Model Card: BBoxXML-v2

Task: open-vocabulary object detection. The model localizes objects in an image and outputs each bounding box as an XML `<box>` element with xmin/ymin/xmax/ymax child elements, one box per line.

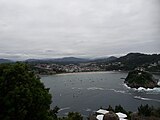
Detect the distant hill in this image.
<box><xmin>0</xmin><ymin>59</ymin><xmax>12</xmax><ymax>64</ymax></box>
<box><xmin>111</xmin><ymin>53</ymin><xmax>160</xmax><ymax>70</ymax></box>
<box><xmin>92</xmin><ymin>56</ymin><xmax>117</xmax><ymax>63</ymax></box>
<box><xmin>25</xmin><ymin>57</ymin><xmax>90</xmax><ymax>64</ymax></box>
<box><xmin>25</xmin><ymin>56</ymin><xmax>118</xmax><ymax>64</ymax></box>
<box><xmin>25</xmin><ymin>58</ymin><xmax>49</xmax><ymax>63</ymax></box>
<box><xmin>52</xmin><ymin>57</ymin><xmax>89</xmax><ymax>63</ymax></box>
<box><xmin>117</xmin><ymin>53</ymin><xmax>160</xmax><ymax>64</ymax></box>
<box><xmin>23</xmin><ymin>52</ymin><xmax>160</xmax><ymax>72</ymax></box>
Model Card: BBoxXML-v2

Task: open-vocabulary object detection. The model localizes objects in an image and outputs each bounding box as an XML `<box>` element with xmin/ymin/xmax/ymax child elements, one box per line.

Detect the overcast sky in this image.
<box><xmin>0</xmin><ymin>0</ymin><xmax>160</xmax><ymax>60</ymax></box>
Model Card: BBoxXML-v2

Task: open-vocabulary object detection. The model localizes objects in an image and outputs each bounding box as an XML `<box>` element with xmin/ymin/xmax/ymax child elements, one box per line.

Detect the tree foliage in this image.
<box><xmin>0</xmin><ymin>63</ymin><xmax>53</xmax><ymax>120</ymax></box>
<box><xmin>107</xmin><ymin>105</ymin><xmax>114</xmax><ymax>112</ymax></box>
<box><xmin>59</xmin><ymin>112</ymin><xmax>83</xmax><ymax>120</ymax></box>
<box><xmin>138</xmin><ymin>104</ymin><xmax>153</xmax><ymax>116</ymax></box>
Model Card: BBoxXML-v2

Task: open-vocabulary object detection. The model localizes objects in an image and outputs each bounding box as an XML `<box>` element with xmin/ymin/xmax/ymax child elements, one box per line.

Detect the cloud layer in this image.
<box><xmin>0</xmin><ymin>0</ymin><xmax>160</xmax><ymax>60</ymax></box>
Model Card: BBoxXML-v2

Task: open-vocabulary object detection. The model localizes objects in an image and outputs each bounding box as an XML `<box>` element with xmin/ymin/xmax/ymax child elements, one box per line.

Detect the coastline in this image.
<box><xmin>38</xmin><ymin>70</ymin><xmax>129</xmax><ymax>77</ymax></box>
<box><xmin>38</xmin><ymin>70</ymin><xmax>160</xmax><ymax>77</ymax></box>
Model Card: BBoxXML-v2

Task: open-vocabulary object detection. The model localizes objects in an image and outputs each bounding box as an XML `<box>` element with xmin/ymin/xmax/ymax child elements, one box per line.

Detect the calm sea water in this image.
<box><xmin>40</xmin><ymin>71</ymin><xmax>160</xmax><ymax>117</ymax></box>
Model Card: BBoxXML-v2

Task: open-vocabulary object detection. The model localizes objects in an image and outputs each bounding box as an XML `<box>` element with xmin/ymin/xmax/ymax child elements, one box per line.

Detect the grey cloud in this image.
<box><xmin>0</xmin><ymin>0</ymin><xmax>160</xmax><ymax>60</ymax></box>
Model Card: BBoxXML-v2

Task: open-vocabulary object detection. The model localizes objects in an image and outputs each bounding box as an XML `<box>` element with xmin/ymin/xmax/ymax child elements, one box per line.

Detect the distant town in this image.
<box><xmin>27</xmin><ymin>53</ymin><xmax>160</xmax><ymax>75</ymax></box>
<box><xmin>0</xmin><ymin>53</ymin><xmax>160</xmax><ymax>75</ymax></box>
<box><xmin>33</xmin><ymin>62</ymin><xmax>105</xmax><ymax>74</ymax></box>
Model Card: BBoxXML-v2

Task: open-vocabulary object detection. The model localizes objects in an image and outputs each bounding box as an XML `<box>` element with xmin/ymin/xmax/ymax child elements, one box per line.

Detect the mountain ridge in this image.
<box><xmin>0</xmin><ymin>59</ymin><xmax>13</xmax><ymax>64</ymax></box>
<box><xmin>1</xmin><ymin>53</ymin><xmax>160</xmax><ymax>66</ymax></box>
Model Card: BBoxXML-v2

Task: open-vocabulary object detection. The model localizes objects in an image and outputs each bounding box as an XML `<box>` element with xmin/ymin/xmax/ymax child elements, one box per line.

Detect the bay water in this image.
<box><xmin>40</xmin><ymin>71</ymin><xmax>160</xmax><ymax>117</ymax></box>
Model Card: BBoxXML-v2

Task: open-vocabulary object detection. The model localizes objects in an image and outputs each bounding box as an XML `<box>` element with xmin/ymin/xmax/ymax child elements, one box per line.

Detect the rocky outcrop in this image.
<box><xmin>124</xmin><ymin>70</ymin><xmax>158</xmax><ymax>89</ymax></box>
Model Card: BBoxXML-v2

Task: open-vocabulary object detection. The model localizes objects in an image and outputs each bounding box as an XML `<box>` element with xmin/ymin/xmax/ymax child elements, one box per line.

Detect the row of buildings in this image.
<box><xmin>32</xmin><ymin>60</ymin><xmax>160</xmax><ymax>75</ymax></box>
<box><xmin>33</xmin><ymin>63</ymin><xmax>105</xmax><ymax>74</ymax></box>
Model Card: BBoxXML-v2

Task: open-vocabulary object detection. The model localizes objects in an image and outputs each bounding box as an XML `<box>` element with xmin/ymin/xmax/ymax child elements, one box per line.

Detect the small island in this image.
<box><xmin>124</xmin><ymin>70</ymin><xmax>159</xmax><ymax>89</ymax></box>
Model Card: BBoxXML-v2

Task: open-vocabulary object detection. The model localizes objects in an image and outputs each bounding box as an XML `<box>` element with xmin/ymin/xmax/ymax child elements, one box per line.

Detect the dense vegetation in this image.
<box><xmin>0</xmin><ymin>63</ymin><xmax>53</xmax><ymax>120</ymax></box>
<box><xmin>130</xmin><ymin>104</ymin><xmax>160</xmax><ymax>120</ymax></box>
<box><xmin>106</xmin><ymin>105</ymin><xmax>131</xmax><ymax>119</ymax></box>
<box><xmin>114</xmin><ymin>53</ymin><xmax>160</xmax><ymax>71</ymax></box>
<box><xmin>59</xmin><ymin>112</ymin><xmax>83</xmax><ymax>120</ymax></box>
<box><xmin>100</xmin><ymin>104</ymin><xmax>160</xmax><ymax>120</ymax></box>
<box><xmin>138</xmin><ymin>104</ymin><xmax>160</xmax><ymax>118</ymax></box>
<box><xmin>0</xmin><ymin>63</ymin><xmax>83</xmax><ymax>120</ymax></box>
<box><xmin>103</xmin><ymin>53</ymin><xmax>160</xmax><ymax>72</ymax></box>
